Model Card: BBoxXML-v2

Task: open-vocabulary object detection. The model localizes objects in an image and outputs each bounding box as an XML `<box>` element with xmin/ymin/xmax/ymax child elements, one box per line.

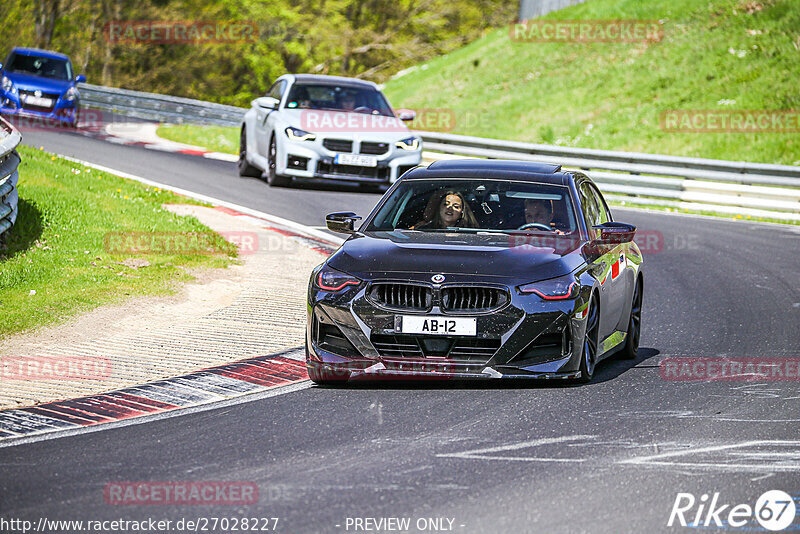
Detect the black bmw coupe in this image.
<box><xmin>306</xmin><ymin>159</ymin><xmax>643</xmax><ymax>384</ymax></box>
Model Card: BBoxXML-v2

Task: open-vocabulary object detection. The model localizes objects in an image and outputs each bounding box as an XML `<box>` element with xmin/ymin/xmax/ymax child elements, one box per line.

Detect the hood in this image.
<box><xmin>3</xmin><ymin>71</ymin><xmax>72</xmax><ymax>95</ymax></box>
<box><xmin>280</xmin><ymin>108</ymin><xmax>412</xmax><ymax>142</ymax></box>
<box><xmin>327</xmin><ymin>231</ymin><xmax>587</xmax><ymax>284</ymax></box>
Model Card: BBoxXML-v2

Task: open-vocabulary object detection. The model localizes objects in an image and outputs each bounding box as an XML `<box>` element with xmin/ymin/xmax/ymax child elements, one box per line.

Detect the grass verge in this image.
<box><xmin>0</xmin><ymin>145</ymin><xmax>238</xmax><ymax>339</ymax></box>
<box><xmin>157</xmin><ymin>124</ymin><xmax>239</xmax><ymax>155</ymax></box>
<box><xmin>384</xmin><ymin>0</ymin><xmax>799</xmax><ymax>166</ymax></box>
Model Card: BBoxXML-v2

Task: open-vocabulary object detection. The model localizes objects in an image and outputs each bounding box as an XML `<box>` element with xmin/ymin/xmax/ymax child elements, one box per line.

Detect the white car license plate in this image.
<box><xmin>334</xmin><ymin>153</ymin><xmax>378</xmax><ymax>167</ymax></box>
<box><xmin>22</xmin><ymin>95</ymin><xmax>53</xmax><ymax>107</ymax></box>
<box><xmin>399</xmin><ymin>315</ymin><xmax>476</xmax><ymax>336</ymax></box>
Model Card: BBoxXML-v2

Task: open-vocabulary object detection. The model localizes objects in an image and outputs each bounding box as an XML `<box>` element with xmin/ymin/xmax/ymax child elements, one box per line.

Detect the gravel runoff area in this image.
<box><xmin>0</xmin><ymin>204</ymin><xmax>332</xmax><ymax>410</ymax></box>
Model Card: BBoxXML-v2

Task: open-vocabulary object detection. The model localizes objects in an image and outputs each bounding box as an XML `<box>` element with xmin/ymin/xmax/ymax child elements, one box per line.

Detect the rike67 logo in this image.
<box><xmin>669</xmin><ymin>490</ymin><xmax>797</xmax><ymax>531</ymax></box>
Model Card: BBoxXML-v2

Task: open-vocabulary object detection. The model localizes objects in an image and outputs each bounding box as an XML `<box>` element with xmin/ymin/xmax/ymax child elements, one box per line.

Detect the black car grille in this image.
<box><xmin>369</xmin><ymin>283</ymin><xmax>431</xmax><ymax>311</ymax></box>
<box><xmin>441</xmin><ymin>286</ymin><xmax>508</xmax><ymax>313</ymax></box>
<box><xmin>322</xmin><ymin>138</ymin><xmax>353</xmax><ymax>152</ymax></box>
<box><xmin>371</xmin><ymin>334</ymin><xmax>500</xmax><ymax>362</ymax></box>
<box><xmin>359</xmin><ymin>141</ymin><xmax>389</xmax><ymax>155</ymax></box>
<box><xmin>316</xmin><ymin>162</ymin><xmax>389</xmax><ymax>180</ymax></box>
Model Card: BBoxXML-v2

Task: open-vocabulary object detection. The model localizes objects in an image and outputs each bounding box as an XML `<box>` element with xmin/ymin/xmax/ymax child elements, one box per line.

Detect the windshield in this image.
<box><xmin>366</xmin><ymin>179</ymin><xmax>578</xmax><ymax>234</ymax></box>
<box><xmin>285</xmin><ymin>83</ymin><xmax>393</xmax><ymax>116</ymax></box>
<box><xmin>6</xmin><ymin>53</ymin><xmax>73</xmax><ymax>81</ymax></box>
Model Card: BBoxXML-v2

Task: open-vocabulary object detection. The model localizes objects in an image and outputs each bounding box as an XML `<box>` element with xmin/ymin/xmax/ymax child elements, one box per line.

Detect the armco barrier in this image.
<box><xmin>0</xmin><ymin>117</ymin><xmax>22</xmax><ymax>240</ymax></box>
<box><xmin>77</xmin><ymin>83</ymin><xmax>800</xmax><ymax>220</ymax></box>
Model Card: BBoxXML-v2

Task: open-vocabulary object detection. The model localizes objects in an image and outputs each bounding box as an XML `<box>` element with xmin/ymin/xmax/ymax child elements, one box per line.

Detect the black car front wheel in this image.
<box><xmin>578</xmin><ymin>298</ymin><xmax>599</xmax><ymax>383</ymax></box>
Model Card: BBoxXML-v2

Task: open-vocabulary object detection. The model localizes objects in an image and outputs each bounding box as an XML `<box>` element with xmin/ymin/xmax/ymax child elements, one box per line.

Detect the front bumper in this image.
<box><xmin>306</xmin><ymin>274</ymin><xmax>590</xmax><ymax>381</ymax></box>
<box><xmin>277</xmin><ymin>135</ymin><xmax>422</xmax><ymax>184</ymax></box>
<box><xmin>0</xmin><ymin>92</ymin><xmax>78</xmax><ymax>125</ymax></box>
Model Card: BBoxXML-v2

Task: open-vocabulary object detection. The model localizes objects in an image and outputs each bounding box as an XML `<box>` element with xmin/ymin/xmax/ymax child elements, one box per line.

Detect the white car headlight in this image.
<box><xmin>285</xmin><ymin>126</ymin><xmax>316</xmax><ymax>141</ymax></box>
<box><xmin>396</xmin><ymin>136</ymin><xmax>420</xmax><ymax>150</ymax></box>
<box><xmin>64</xmin><ymin>86</ymin><xmax>78</xmax><ymax>102</ymax></box>
<box><xmin>1</xmin><ymin>76</ymin><xmax>17</xmax><ymax>96</ymax></box>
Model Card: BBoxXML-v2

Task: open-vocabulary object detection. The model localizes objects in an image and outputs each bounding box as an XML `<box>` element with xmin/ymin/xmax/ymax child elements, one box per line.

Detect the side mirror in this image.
<box><xmin>396</xmin><ymin>109</ymin><xmax>416</xmax><ymax>122</ymax></box>
<box><xmin>583</xmin><ymin>222</ymin><xmax>636</xmax><ymax>260</ymax></box>
<box><xmin>254</xmin><ymin>96</ymin><xmax>279</xmax><ymax>110</ymax></box>
<box><xmin>592</xmin><ymin>222</ymin><xmax>636</xmax><ymax>244</ymax></box>
<box><xmin>326</xmin><ymin>212</ymin><xmax>362</xmax><ymax>235</ymax></box>
<box><xmin>75</xmin><ymin>74</ymin><xmax>87</xmax><ymax>83</ymax></box>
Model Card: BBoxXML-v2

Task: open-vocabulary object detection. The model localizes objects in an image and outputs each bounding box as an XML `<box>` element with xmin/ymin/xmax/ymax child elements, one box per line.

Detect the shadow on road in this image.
<box><xmin>313</xmin><ymin>347</ymin><xmax>661</xmax><ymax>391</ymax></box>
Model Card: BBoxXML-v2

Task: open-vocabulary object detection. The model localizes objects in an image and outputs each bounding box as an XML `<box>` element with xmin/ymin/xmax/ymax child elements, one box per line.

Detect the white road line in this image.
<box><xmin>619</xmin><ymin>440</ymin><xmax>800</xmax><ymax>472</ymax></box>
<box><xmin>56</xmin><ymin>154</ymin><xmax>344</xmax><ymax>246</ymax></box>
<box><xmin>436</xmin><ymin>434</ymin><xmax>596</xmax><ymax>462</ymax></box>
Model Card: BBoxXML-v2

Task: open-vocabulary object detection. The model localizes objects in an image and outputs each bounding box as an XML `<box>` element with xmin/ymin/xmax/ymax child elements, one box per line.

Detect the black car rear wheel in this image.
<box><xmin>578</xmin><ymin>298</ymin><xmax>599</xmax><ymax>383</ymax></box>
<box><xmin>238</xmin><ymin>128</ymin><xmax>262</xmax><ymax>177</ymax></box>
<box><xmin>619</xmin><ymin>278</ymin><xmax>642</xmax><ymax>360</ymax></box>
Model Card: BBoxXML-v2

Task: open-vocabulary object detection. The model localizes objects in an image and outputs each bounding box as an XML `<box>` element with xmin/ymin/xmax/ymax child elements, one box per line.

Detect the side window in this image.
<box><xmin>579</xmin><ymin>182</ymin><xmax>600</xmax><ymax>230</ymax></box>
<box><xmin>267</xmin><ymin>80</ymin><xmax>285</xmax><ymax>101</ymax></box>
<box><xmin>588</xmin><ymin>184</ymin><xmax>610</xmax><ymax>224</ymax></box>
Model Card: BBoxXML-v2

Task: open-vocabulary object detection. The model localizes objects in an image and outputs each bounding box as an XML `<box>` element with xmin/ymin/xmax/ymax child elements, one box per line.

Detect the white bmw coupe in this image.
<box><xmin>239</xmin><ymin>74</ymin><xmax>422</xmax><ymax>188</ymax></box>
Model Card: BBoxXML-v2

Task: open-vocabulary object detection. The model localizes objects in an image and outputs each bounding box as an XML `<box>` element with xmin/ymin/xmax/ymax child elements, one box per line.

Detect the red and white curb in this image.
<box><xmin>99</xmin><ymin>121</ymin><xmax>238</xmax><ymax>161</ymax></box>
<box><xmin>0</xmin><ymin>155</ymin><xmax>346</xmax><ymax>445</ymax></box>
<box><xmin>0</xmin><ymin>348</ymin><xmax>308</xmax><ymax>443</ymax></box>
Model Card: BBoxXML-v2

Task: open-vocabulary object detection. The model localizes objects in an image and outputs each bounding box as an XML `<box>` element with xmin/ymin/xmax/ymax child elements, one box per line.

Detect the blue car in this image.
<box><xmin>0</xmin><ymin>47</ymin><xmax>86</xmax><ymax>127</ymax></box>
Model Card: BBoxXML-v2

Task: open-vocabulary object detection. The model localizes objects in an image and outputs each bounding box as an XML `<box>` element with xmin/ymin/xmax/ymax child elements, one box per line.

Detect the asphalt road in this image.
<box><xmin>2</xmin><ymin>127</ymin><xmax>799</xmax><ymax>533</ymax></box>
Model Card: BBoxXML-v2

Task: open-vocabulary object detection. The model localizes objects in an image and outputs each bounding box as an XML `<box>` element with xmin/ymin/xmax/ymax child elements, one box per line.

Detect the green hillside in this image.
<box><xmin>383</xmin><ymin>0</ymin><xmax>800</xmax><ymax>165</ymax></box>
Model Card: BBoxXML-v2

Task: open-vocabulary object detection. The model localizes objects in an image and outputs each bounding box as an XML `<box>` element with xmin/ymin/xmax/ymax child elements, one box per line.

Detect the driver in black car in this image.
<box><xmin>523</xmin><ymin>198</ymin><xmax>565</xmax><ymax>234</ymax></box>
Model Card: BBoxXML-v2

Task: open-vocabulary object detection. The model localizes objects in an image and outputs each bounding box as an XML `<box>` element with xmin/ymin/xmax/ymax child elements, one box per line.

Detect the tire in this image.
<box><xmin>267</xmin><ymin>135</ymin><xmax>291</xmax><ymax>187</ymax></box>
<box><xmin>619</xmin><ymin>278</ymin><xmax>642</xmax><ymax>360</ymax></box>
<box><xmin>238</xmin><ymin>128</ymin><xmax>262</xmax><ymax>177</ymax></box>
<box><xmin>578</xmin><ymin>297</ymin><xmax>599</xmax><ymax>383</ymax></box>
<box><xmin>307</xmin><ymin>364</ymin><xmax>348</xmax><ymax>385</ymax></box>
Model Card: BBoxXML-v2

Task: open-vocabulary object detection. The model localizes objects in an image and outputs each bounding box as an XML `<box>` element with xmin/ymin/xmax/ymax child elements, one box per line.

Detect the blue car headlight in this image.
<box><xmin>1</xmin><ymin>76</ymin><xmax>17</xmax><ymax>97</ymax></box>
<box><xmin>518</xmin><ymin>274</ymin><xmax>579</xmax><ymax>300</ymax></box>
<box><xmin>396</xmin><ymin>136</ymin><xmax>420</xmax><ymax>150</ymax></box>
<box><xmin>64</xmin><ymin>86</ymin><xmax>78</xmax><ymax>102</ymax></box>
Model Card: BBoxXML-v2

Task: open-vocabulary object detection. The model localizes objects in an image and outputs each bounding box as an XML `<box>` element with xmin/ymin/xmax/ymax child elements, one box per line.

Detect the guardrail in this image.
<box><xmin>419</xmin><ymin>131</ymin><xmax>800</xmax><ymax>221</ymax></box>
<box><xmin>77</xmin><ymin>83</ymin><xmax>800</xmax><ymax>221</ymax></box>
<box><xmin>0</xmin><ymin>117</ymin><xmax>22</xmax><ymax>241</ymax></box>
<box><xmin>79</xmin><ymin>83</ymin><xmax>246</xmax><ymax>126</ymax></box>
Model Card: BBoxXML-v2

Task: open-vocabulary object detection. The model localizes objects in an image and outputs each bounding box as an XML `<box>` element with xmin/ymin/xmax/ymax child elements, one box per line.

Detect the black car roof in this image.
<box><xmin>404</xmin><ymin>159</ymin><xmax>572</xmax><ymax>186</ymax></box>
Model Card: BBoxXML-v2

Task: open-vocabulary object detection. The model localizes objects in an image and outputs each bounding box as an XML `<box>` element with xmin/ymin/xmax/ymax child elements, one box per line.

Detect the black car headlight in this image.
<box><xmin>315</xmin><ymin>264</ymin><xmax>361</xmax><ymax>291</ymax></box>
<box><xmin>518</xmin><ymin>274</ymin><xmax>579</xmax><ymax>300</ymax></box>
<box><xmin>285</xmin><ymin>126</ymin><xmax>316</xmax><ymax>141</ymax></box>
<box><xmin>395</xmin><ymin>136</ymin><xmax>420</xmax><ymax>150</ymax></box>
